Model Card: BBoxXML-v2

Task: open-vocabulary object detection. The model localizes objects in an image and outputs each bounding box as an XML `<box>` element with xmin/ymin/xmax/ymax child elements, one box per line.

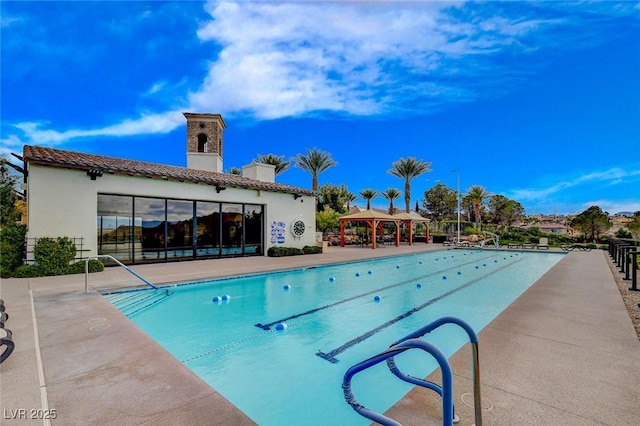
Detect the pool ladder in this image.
<box><xmin>342</xmin><ymin>316</ymin><xmax>482</xmax><ymax>426</ymax></box>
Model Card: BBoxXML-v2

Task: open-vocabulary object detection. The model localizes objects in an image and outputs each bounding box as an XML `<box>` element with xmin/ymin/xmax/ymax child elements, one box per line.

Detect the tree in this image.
<box><xmin>255</xmin><ymin>153</ymin><xmax>291</xmax><ymax>177</ymax></box>
<box><xmin>381</xmin><ymin>188</ymin><xmax>401</xmax><ymax>214</ymax></box>
<box><xmin>359</xmin><ymin>189</ymin><xmax>377</xmax><ymax>210</ymax></box>
<box><xmin>316</xmin><ymin>206</ymin><xmax>340</xmax><ymax>234</ymax></box>
<box><xmin>0</xmin><ymin>157</ymin><xmax>20</xmax><ymax>226</ymax></box>
<box><xmin>627</xmin><ymin>212</ymin><xmax>640</xmax><ymax>238</ymax></box>
<box><xmin>487</xmin><ymin>195</ymin><xmax>525</xmax><ymax>226</ymax></box>
<box><xmin>464</xmin><ymin>185</ymin><xmax>491</xmax><ymax>230</ymax></box>
<box><xmin>340</xmin><ymin>184</ymin><xmax>357</xmax><ymax>212</ymax></box>
<box><xmin>318</xmin><ymin>183</ymin><xmax>347</xmax><ymax>214</ymax></box>
<box><xmin>227</xmin><ymin>167</ymin><xmax>242</xmax><ymax>175</ymax></box>
<box><xmin>388</xmin><ymin>157</ymin><xmax>431</xmax><ymax>213</ymax></box>
<box><xmin>570</xmin><ymin>205</ymin><xmax>612</xmax><ymax>243</ymax></box>
<box><xmin>421</xmin><ymin>184</ymin><xmax>456</xmax><ymax>224</ymax></box>
<box><xmin>294</xmin><ymin>148</ymin><xmax>337</xmax><ymax>192</ymax></box>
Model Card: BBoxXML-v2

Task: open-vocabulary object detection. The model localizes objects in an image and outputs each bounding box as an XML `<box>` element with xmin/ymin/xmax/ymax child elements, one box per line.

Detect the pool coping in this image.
<box><xmin>1</xmin><ymin>245</ymin><xmax>639</xmax><ymax>425</ymax></box>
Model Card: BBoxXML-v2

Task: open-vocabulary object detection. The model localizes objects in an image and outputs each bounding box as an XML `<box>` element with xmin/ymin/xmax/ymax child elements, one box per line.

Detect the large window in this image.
<box><xmin>97</xmin><ymin>194</ymin><xmax>263</xmax><ymax>264</ymax></box>
<box><xmin>97</xmin><ymin>195</ymin><xmax>133</xmax><ymax>263</ymax></box>
<box><xmin>221</xmin><ymin>203</ymin><xmax>243</xmax><ymax>255</ymax></box>
<box><xmin>195</xmin><ymin>201</ymin><xmax>220</xmax><ymax>257</ymax></box>
<box><xmin>135</xmin><ymin>197</ymin><xmax>166</xmax><ymax>262</ymax></box>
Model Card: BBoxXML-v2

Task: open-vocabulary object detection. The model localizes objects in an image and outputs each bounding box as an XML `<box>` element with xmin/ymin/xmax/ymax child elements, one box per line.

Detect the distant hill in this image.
<box><xmin>615</xmin><ymin>211</ymin><xmax>635</xmax><ymax>217</ymax></box>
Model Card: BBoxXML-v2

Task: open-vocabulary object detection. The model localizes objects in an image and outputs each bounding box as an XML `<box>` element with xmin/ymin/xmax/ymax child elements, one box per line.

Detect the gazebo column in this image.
<box><xmin>425</xmin><ymin>221</ymin><xmax>430</xmax><ymax>244</ymax></box>
<box><xmin>395</xmin><ymin>221</ymin><xmax>401</xmax><ymax>246</ymax></box>
<box><xmin>371</xmin><ymin>219</ymin><xmax>377</xmax><ymax>249</ymax></box>
<box><xmin>340</xmin><ymin>220</ymin><xmax>346</xmax><ymax>247</ymax></box>
<box><xmin>407</xmin><ymin>220</ymin><xmax>413</xmax><ymax>246</ymax></box>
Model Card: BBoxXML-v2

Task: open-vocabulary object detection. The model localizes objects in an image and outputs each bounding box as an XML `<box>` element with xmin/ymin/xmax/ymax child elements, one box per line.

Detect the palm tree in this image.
<box><xmin>381</xmin><ymin>188</ymin><xmax>401</xmax><ymax>215</ymax></box>
<box><xmin>359</xmin><ymin>189</ymin><xmax>377</xmax><ymax>210</ymax></box>
<box><xmin>255</xmin><ymin>153</ymin><xmax>291</xmax><ymax>177</ymax></box>
<box><xmin>388</xmin><ymin>157</ymin><xmax>431</xmax><ymax>213</ymax></box>
<box><xmin>227</xmin><ymin>167</ymin><xmax>242</xmax><ymax>175</ymax></box>
<box><xmin>294</xmin><ymin>148</ymin><xmax>337</xmax><ymax>192</ymax></box>
<box><xmin>340</xmin><ymin>184</ymin><xmax>357</xmax><ymax>212</ymax></box>
<box><xmin>465</xmin><ymin>185</ymin><xmax>491</xmax><ymax>230</ymax></box>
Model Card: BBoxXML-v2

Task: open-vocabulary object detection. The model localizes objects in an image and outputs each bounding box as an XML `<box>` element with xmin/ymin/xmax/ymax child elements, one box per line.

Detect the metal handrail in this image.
<box><xmin>84</xmin><ymin>255</ymin><xmax>158</xmax><ymax>292</ymax></box>
<box><xmin>343</xmin><ymin>338</ymin><xmax>454</xmax><ymax>426</ymax></box>
<box><xmin>388</xmin><ymin>316</ymin><xmax>482</xmax><ymax>426</ymax></box>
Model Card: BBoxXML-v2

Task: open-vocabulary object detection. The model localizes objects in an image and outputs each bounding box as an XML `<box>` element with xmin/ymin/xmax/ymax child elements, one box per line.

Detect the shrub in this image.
<box><xmin>66</xmin><ymin>259</ymin><xmax>105</xmax><ymax>274</ymax></box>
<box><xmin>302</xmin><ymin>245</ymin><xmax>322</xmax><ymax>254</ymax></box>
<box><xmin>267</xmin><ymin>246</ymin><xmax>304</xmax><ymax>257</ymax></box>
<box><xmin>13</xmin><ymin>264</ymin><xmax>43</xmax><ymax>278</ymax></box>
<box><xmin>33</xmin><ymin>237</ymin><xmax>77</xmax><ymax>276</ymax></box>
<box><xmin>0</xmin><ymin>223</ymin><xmax>26</xmax><ymax>277</ymax></box>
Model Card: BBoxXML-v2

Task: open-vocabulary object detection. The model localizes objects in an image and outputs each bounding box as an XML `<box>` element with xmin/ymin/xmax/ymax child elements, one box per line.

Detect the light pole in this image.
<box><xmin>451</xmin><ymin>170</ymin><xmax>461</xmax><ymax>243</ymax></box>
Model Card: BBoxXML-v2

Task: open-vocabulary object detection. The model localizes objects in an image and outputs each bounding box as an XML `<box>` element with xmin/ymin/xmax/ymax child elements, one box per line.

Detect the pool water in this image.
<box><xmin>105</xmin><ymin>249</ymin><xmax>564</xmax><ymax>425</ymax></box>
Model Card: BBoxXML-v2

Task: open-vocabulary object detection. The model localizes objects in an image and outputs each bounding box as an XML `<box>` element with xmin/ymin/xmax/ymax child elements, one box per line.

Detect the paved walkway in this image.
<box><xmin>1</xmin><ymin>245</ymin><xmax>638</xmax><ymax>425</ymax></box>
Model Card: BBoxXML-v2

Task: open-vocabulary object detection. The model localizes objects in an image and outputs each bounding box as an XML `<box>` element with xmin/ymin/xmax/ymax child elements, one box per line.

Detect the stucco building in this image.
<box><xmin>21</xmin><ymin>113</ymin><xmax>316</xmax><ymax>264</ymax></box>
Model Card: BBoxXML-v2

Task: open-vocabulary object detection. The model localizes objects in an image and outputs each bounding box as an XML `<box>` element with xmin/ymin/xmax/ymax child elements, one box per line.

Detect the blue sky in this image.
<box><xmin>2</xmin><ymin>1</ymin><xmax>639</xmax><ymax>215</ymax></box>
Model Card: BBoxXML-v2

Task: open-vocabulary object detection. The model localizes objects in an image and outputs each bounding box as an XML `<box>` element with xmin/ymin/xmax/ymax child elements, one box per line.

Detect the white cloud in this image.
<box><xmin>508</xmin><ymin>167</ymin><xmax>640</xmax><ymax>201</ymax></box>
<box><xmin>4</xmin><ymin>1</ymin><xmax>636</xmax><ymax>145</ymax></box>
<box><xmin>2</xmin><ymin>111</ymin><xmax>185</xmax><ymax>148</ymax></box>
<box><xmin>189</xmin><ymin>1</ymin><xmax>569</xmax><ymax>119</ymax></box>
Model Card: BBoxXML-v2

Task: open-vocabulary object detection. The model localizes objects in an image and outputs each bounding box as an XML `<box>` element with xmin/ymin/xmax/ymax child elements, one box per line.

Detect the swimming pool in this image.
<box><xmin>105</xmin><ymin>249</ymin><xmax>564</xmax><ymax>425</ymax></box>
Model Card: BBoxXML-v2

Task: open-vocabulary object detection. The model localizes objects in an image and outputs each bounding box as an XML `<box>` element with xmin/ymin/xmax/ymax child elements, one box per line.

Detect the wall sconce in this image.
<box><xmin>293</xmin><ymin>194</ymin><xmax>302</xmax><ymax>200</ymax></box>
<box><xmin>216</xmin><ymin>185</ymin><xmax>227</xmax><ymax>193</ymax></box>
<box><xmin>86</xmin><ymin>169</ymin><xmax>103</xmax><ymax>180</ymax></box>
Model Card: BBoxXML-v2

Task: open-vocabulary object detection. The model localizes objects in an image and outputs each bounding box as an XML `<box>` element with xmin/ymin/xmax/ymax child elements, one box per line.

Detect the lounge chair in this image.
<box><xmin>538</xmin><ymin>237</ymin><xmax>549</xmax><ymax>250</ymax></box>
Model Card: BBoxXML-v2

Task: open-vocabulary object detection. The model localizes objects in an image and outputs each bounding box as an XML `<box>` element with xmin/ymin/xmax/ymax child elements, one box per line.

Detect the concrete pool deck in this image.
<box><xmin>1</xmin><ymin>245</ymin><xmax>639</xmax><ymax>425</ymax></box>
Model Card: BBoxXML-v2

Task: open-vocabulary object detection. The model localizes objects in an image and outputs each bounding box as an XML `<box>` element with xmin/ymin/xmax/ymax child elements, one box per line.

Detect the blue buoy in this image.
<box><xmin>355</xmin><ymin>272</ymin><xmax>361</xmax><ymax>277</ymax></box>
<box><xmin>483</xmin><ymin>263</ymin><xmax>487</xmax><ymax>267</ymax></box>
<box><xmin>494</xmin><ymin>260</ymin><xmax>498</xmax><ymax>263</ymax></box>
<box><xmin>416</xmin><ymin>283</ymin><xmax>422</xmax><ymax>288</ymax></box>
<box><xmin>457</xmin><ymin>271</ymin><xmax>462</xmax><ymax>275</ymax></box>
<box><xmin>329</xmin><ymin>277</ymin><xmax>336</xmax><ymax>282</ymax></box>
<box><xmin>222</xmin><ymin>295</ymin><xmax>231</xmax><ymax>301</ymax></box>
<box><xmin>396</xmin><ymin>265</ymin><xmax>400</xmax><ymax>269</ymax></box>
<box><xmin>475</xmin><ymin>266</ymin><xmax>479</xmax><ymax>269</ymax></box>
<box><xmin>283</xmin><ymin>284</ymin><xmax>291</xmax><ymax>290</ymax></box>
<box><xmin>212</xmin><ymin>296</ymin><xmax>221</xmax><ymax>302</ymax></box>
<box><xmin>275</xmin><ymin>323</ymin><xmax>288</xmax><ymax>331</ymax></box>
<box><xmin>418</xmin><ymin>261</ymin><xmax>423</xmax><ymax>264</ymax></box>
<box><xmin>442</xmin><ymin>276</ymin><xmax>447</xmax><ymax>280</ymax></box>
<box><xmin>374</xmin><ymin>295</ymin><xmax>381</xmax><ymax>302</ymax></box>
<box><xmin>368</xmin><ymin>270</ymin><xmax>373</xmax><ymax>274</ymax></box>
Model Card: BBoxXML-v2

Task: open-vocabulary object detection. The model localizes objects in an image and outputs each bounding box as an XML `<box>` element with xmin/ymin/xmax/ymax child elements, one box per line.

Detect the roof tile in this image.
<box><xmin>23</xmin><ymin>145</ymin><xmax>315</xmax><ymax>196</ymax></box>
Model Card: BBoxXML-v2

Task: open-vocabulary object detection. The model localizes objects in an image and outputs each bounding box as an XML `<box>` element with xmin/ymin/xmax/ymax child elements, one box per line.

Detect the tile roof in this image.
<box><xmin>23</xmin><ymin>145</ymin><xmax>315</xmax><ymax>196</ymax></box>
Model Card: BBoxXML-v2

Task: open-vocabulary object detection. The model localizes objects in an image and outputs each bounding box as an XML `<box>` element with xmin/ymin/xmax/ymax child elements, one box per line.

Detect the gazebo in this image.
<box><xmin>339</xmin><ymin>210</ymin><xmax>402</xmax><ymax>249</ymax></box>
<box><xmin>392</xmin><ymin>212</ymin><xmax>431</xmax><ymax>245</ymax></box>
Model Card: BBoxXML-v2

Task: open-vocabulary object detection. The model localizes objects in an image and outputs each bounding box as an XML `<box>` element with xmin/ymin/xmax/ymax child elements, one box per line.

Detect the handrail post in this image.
<box><xmin>628</xmin><ymin>251</ymin><xmax>639</xmax><ymax>292</ymax></box>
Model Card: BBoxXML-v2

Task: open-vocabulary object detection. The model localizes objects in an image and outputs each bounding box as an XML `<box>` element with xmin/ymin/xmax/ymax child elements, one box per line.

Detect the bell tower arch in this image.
<box><xmin>184</xmin><ymin>112</ymin><xmax>226</xmax><ymax>172</ymax></box>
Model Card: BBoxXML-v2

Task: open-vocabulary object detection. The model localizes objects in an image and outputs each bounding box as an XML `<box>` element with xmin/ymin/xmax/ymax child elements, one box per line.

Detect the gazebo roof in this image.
<box><xmin>340</xmin><ymin>209</ymin><xmax>399</xmax><ymax>221</ymax></box>
<box><xmin>392</xmin><ymin>212</ymin><xmax>430</xmax><ymax>222</ymax></box>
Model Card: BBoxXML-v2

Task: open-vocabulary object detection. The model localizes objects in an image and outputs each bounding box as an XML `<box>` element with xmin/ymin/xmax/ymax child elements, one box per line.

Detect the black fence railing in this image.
<box><xmin>608</xmin><ymin>239</ymin><xmax>640</xmax><ymax>292</ymax></box>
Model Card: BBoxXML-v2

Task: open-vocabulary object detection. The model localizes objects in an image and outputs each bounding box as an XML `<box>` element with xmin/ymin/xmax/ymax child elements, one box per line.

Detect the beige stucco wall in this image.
<box><xmin>26</xmin><ymin>164</ymin><xmax>316</xmax><ymax>258</ymax></box>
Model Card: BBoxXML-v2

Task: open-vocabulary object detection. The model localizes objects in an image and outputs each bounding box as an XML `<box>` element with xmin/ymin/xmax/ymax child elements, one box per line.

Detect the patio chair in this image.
<box><xmin>538</xmin><ymin>237</ymin><xmax>549</xmax><ymax>250</ymax></box>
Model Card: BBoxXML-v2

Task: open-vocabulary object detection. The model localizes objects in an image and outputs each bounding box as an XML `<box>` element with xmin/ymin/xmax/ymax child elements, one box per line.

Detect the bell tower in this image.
<box><xmin>184</xmin><ymin>112</ymin><xmax>226</xmax><ymax>173</ymax></box>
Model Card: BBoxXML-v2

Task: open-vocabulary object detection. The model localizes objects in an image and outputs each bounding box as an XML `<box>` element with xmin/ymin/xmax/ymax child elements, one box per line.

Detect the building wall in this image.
<box><xmin>26</xmin><ymin>164</ymin><xmax>316</xmax><ymax>258</ymax></box>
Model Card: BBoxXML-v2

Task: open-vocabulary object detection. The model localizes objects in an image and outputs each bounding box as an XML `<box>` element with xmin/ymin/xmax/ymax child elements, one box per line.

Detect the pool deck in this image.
<box><xmin>1</xmin><ymin>245</ymin><xmax>639</xmax><ymax>425</ymax></box>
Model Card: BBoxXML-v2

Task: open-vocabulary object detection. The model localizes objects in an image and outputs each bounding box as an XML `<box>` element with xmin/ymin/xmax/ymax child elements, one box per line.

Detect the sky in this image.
<box><xmin>1</xmin><ymin>1</ymin><xmax>639</xmax><ymax>216</ymax></box>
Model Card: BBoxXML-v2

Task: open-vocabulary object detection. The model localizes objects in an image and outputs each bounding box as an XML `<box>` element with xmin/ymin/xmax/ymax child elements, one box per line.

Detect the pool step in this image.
<box><xmin>106</xmin><ymin>290</ymin><xmax>171</xmax><ymax>317</ymax></box>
